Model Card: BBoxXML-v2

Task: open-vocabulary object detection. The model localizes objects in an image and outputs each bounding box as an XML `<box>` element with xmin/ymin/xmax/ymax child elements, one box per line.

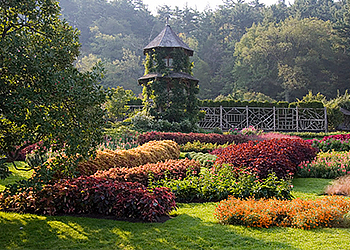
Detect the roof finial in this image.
<box><xmin>165</xmin><ymin>15</ymin><xmax>170</xmax><ymax>26</ymax></box>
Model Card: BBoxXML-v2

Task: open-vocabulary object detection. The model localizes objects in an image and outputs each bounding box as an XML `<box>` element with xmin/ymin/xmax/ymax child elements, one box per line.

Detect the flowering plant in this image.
<box><xmin>297</xmin><ymin>151</ymin><xmax>350</xmax><ymax>178</ymax></box>
<box><xmin>240</xmin><ymin>126</ymin><xmax>262</xmax><ymax>136</ymax></box>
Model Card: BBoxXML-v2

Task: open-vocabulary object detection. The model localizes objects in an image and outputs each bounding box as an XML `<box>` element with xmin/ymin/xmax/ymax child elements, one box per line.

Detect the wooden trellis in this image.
<box><xmin>198</xmin><ymin>106</ymin><xmax>328</xmax><ymax>132</ymax></box>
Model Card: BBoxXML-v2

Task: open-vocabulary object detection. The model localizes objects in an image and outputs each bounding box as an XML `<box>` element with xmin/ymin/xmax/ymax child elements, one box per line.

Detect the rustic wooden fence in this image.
<box><xmin>129</xmin><ymin>105</ymin><xmax>328</xmax><ymax>132</ymax></box>
<box><xmin>198</xmin><ymin>106</ymin><xmax>328</xmax><ymax>132</ymax></box>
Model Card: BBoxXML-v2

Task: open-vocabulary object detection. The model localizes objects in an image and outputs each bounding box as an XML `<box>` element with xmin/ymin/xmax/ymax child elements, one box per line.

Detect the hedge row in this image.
<box><xmin>199</xmin><ymin>99</ymin><xmax>324</xmax><ymax>108</ymax></box>
<box><xmin>93</xmin><ymin>159</ymin><xmax>201</xmax><ymax>186</ymax></box>
<box><xmin>215</xmin><ymin>196</ymin><xmax>350</xmax><ymax>229</ymax></box>
<box><xmin>137</xmin><ymin>131</ymin><xmax>249</xmax><ymax>145</ymax></box>
<box><xmin>127</xmin><ymin>98</ymin><xmax>324</xmax><ymax>108</ymax></box>
<box><xmin>213</xmin><ymin>138</ymin><xmax>318</xmax><ymax>180</ymax></box>
<box><xmin>78</xmin><ymin>140</ymin><xmax>180</xmax><ymax>175</ymax></box>
<box><xmin>0</xmin><ymin>177</ymin><xmax>176</xmax><ymax>222</ymax></box>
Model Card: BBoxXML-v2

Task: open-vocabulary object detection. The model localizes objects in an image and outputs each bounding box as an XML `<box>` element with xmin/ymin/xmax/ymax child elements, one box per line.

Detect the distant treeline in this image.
<box><xmin>60</xmin><ymin>0</ymin><xmax>350</xmax><ymax>101</ymax></box>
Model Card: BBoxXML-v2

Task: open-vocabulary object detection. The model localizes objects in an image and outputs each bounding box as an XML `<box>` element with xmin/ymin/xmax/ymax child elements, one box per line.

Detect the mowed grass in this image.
<box><xmin>1</xmin><ymin>167</ymin><xmax>350</xmax><ymax>249</ymax></box>
<box><xmin>0</xmin><ymin>163</ymin><xmax>33</xmax><ymax>192</ymax></box>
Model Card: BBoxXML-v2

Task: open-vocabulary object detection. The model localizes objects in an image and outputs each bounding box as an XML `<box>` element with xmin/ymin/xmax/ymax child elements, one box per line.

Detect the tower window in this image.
<box><xmin>163</xmin><ymin>57</ymin><xmax>173</xmax><ymax>68</ymax></box>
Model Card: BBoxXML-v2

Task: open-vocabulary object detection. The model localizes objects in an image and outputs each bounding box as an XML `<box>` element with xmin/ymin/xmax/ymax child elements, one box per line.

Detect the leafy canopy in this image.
<box><xmin>0</xmin><ymin>0</ymin><xmax>106</xmax><ymax>177</ymax></box>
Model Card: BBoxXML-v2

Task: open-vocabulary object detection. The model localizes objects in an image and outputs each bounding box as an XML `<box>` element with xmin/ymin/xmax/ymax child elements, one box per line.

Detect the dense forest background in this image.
<box><xmin>59</xmin><ymin>0</ymin><xmax>350</xmax><ymax>101</ymax></box>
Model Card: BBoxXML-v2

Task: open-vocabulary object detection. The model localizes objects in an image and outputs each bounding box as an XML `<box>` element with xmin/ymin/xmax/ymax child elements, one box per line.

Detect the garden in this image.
<box><xmin>3</xmin><ymin>1</ymin><xmax>350</xmax><ymax>249</ymax></box>
<box><xmin>2</xmin><ymin>129</ymin><xmax>350</xmax><ymax>249</ymax></box>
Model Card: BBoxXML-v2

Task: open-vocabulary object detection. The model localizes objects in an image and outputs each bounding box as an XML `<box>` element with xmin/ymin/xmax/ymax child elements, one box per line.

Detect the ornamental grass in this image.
<box><xmin>325</xmin><ymin>174</ymin><xmax>350</xmax><ymax>196</ymax></box>
<box><xmin>297</xmin><ymin>151</ymin><xmax>350</xmax><ymax>179</ymax></box>
<box><xmin>215</xmin><ymin>196</ymin><xmax>350</xmax><ymax>229</ymax></box>
<box><xmin>78</xmin><ymin>140</ymin><xmax>180</xmax><ymax>175</ymax></box>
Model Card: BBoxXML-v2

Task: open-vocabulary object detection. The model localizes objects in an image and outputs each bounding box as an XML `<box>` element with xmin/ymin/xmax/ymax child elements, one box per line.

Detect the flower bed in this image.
<box><xmin>309</xmin><ymin>133</ymin><xmax>350</xmax><ymax>152</ymax></box>
<box><xmin>78</xmin><ymin>140</ymin><xmax>180</xmax><ymax>175</ymax></box>
<box><xmin>137</xmin><ymin>131</ymin><xmax>250</xmax><ymax>145</ymax></box>
<box><xmin>215</xmin><ymin>196</ymin><xmax>350</xmax><ymax>229</ymax></box>
<box><xmin>297</xmin><ymin>151</ymin><xmax>350</xmax><ymax>178</ymax></box>
<box><xmin>0</xmin><ymin>176</ymin><xmax>176</xmax><ymax>222</ymax></box>
<box><xmin>93</xmin><ymin>159</ymin><xmax>201</xmax><ymax>186</ymax></box>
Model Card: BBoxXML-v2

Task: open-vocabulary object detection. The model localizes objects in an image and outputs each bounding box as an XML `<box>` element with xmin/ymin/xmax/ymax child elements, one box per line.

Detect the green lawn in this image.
<box><xmin>0</xmin><ymin>162</ymin><xmax>33</xmax><ymax>192</ymax></box>
<box><xmin>1</xmin><ymin>166</ymin><xmax>349</xmax><ymax>249</ymax></box>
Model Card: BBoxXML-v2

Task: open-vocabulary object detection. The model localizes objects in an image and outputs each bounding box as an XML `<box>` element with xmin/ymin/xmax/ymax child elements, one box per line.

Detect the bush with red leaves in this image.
<box><xmin>137</xmin><ymin>131</ymin><xmax>250</xmax><ymax>145</ymax></box>
<box><xmin>93</xmin><ymin>159</ymin><xmax>201</xmax><ymax>186</ymax></box>
<box><xmin>0</xmin><ymin>177</ymin><xmax>176</xmax><ymax>222</ymax></box>
<box><xmin>214</xmin><ymin>138</ymin><xmax>318</xmax><ymax>180</ymax></box>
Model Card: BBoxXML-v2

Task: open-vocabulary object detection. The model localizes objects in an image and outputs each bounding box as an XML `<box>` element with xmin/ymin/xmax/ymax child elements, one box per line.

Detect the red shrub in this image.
<box><xmin>0</xmin><ymin>177</ymin><xmax>176</xmax><ymax>222</ymax></box>
<box><xmin>214</xmin><ymin>138</ymin><xmax>317</xmax><ymax>179</ymax></box>
<box><xmin>93</xmin><ymin>159</ymin><xmax>201</xmax><ymax>186</ymax></box>
<box><xmin>137</xmin><ymin>131</ymin><xmax>250</xmax><ymax>145</ymax></box>
<box><xmin>7</xmin><ymin>142</ymin><xmax>42</xmax><ymax>161</ymax></box>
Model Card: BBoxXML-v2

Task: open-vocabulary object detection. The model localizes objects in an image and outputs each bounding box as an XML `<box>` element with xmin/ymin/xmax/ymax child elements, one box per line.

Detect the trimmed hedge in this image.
<box><xmin>93</xmin><ymin>159</ymin><xmax>201</xmax><ymax>186</ymax></box>
<box><xmin>199</xmin><ymin>99</ymin><xmax>324</xmax><ymax>108</ymax></box>
<box><xmin>78</xmin><ymin>140</ymin><xmax>180</xmax><ymax>175</ymax></box>
<box><xmin>214</xmin><ymin>138</ymin><xmax>318</xmax><ymax>180</ymax></box>
<box><xmin>137</xmin><ymin>131</ymin><xmax>249</xmax><ymax>145</ymax></box>
<box><xmin>0</xmin><ymin>177</ymin><xmax>176</xmax><ymax>222</ymax></box>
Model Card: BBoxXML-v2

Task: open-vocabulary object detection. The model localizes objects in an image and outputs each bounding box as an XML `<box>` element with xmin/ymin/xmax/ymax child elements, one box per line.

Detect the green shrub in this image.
<box><xmin>183</xmin><ymin>152</ymin><xmax>217</xmax><ymax>167</ymax></box>
<box><xmin>150</xmin><ymin>166</ymin><xmax>293</xmax><ymax>202</ymax></box>
<box><xmin>179</xmin><ymin>141</ymin><xmax>232</xmax><ymax>153</ymax></box>
<box><xmin>311</xmin><ymin>139</ymin><xmax>350</xmax><ymax>152</ymax></box>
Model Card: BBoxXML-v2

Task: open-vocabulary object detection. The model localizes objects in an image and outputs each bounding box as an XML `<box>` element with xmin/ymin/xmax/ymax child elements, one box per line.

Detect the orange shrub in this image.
<box><xmin>93</xmin><ymin>159</ymin><xmax>201</xmax><ymax>186</ymax></box>
<box><xmin>78</xmin><ymin>140</ymin><xmax>180</xmax><ymax>175</ymax></box>
<box><xmin>215</xmin><ymin>196</ymin><xmax>350</xmax><ymax>229</ymax></box>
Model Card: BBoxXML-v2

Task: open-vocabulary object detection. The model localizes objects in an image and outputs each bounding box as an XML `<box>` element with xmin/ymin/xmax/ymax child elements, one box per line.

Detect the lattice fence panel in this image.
<box><xmin>198</xmin><ymin>107</ymin><xmax>327</xmax><ymax>132</ymax></box>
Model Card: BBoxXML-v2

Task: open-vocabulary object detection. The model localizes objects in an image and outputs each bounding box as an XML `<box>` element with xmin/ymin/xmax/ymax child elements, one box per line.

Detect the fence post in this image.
<box><xmin>273</xmin><ymin>106</ymin><xmax>276</xmax><ymax>132</ymax></box>
<box><xmin>246</xmin><ymin>106</ymin><xmax>249</xmax><ymax>128</ymax></box>
<box><xmin>296</xmin><ymin>106</ymin><xmax>299</xmax><ymax>132</ymax></box>
<box><xmin>324</xmin><ymin>107</ymin><xmax>328</xmax><ymax>133</ymax></box>
<box><xmin>220</xmin><ymin>106</ymin><xmax>223</xmax><ymax>130</ymax></box>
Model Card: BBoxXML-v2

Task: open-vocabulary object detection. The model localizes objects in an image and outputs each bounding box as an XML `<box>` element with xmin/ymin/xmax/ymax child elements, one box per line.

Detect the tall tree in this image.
<box><xmin>233</xmin><ymin>18</ymin><xmax>341</xmax><ymax>101</ymax></box>
<box><xmin>0</xmin><ymin>0</ymin><xmax>106</xmax><ymax>178</ymax></box>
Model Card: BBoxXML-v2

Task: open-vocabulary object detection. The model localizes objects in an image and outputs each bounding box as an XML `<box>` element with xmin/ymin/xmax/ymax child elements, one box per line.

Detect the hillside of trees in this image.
<box><xmin>59</xmin><ymin>0</ymin><xmax>350</xmax><ymax>101</ymax></box>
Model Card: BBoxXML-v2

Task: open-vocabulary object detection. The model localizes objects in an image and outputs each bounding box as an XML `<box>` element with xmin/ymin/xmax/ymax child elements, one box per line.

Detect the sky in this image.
<box><xmin>143</xmin><ymin>0</ymin><xmax>288</xmax><ymax>14</ymax></box>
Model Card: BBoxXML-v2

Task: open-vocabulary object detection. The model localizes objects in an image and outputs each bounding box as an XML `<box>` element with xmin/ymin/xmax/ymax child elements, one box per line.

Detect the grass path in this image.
<box><xmin>0</xmin><ymin>166</ymin><xmax>349</xmax><ymax>249</ymax></box>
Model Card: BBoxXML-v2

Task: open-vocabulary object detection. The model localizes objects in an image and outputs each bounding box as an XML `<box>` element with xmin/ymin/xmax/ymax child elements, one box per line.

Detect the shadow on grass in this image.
<box><xmin>0</xmin><ymin>211</ymin><xmax>302</xmax><ymax>250</ymax></box>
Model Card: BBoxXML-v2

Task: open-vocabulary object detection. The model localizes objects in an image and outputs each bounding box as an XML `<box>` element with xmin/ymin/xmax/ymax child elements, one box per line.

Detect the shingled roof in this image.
<box><xmin>143</xmin><ymin>24</ymin><xmax>194</xmax><ymax>56</ymax></box>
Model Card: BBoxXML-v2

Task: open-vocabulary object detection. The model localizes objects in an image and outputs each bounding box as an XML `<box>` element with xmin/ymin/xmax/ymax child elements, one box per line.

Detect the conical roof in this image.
<box><xmin>143</xmin><ymin>24</ymin><xmax>194</xmax><ymax>56</ymax></box>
